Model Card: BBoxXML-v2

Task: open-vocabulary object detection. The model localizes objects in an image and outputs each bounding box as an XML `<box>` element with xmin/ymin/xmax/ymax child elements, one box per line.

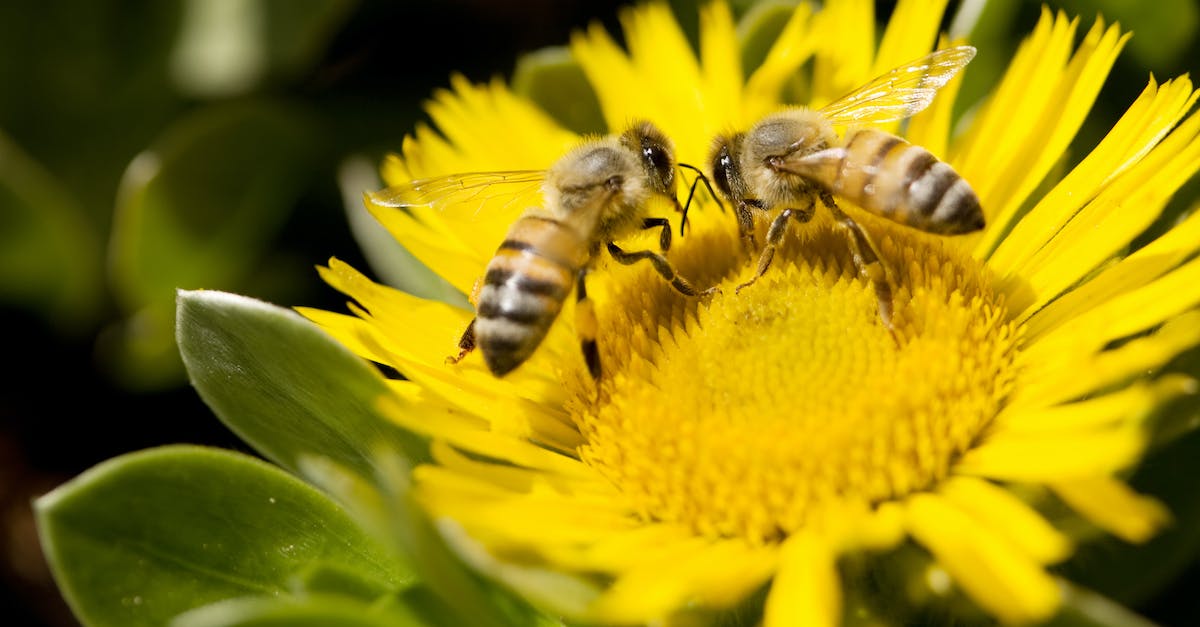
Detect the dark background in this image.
<box><xmin>2</xmin><ymin>1</ymin><xmax>1197</xmax><ymax>626</ymax></box>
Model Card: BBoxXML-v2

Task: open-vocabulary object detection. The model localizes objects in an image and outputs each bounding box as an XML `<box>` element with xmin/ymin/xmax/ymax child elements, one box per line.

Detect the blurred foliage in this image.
<box><xmin>2</xmin><ymin>1</ymin><xmax>1199</xmax><ymax>626</ymax></box>
<box><xmin>0</xmin><ymin>0</ymin><xmax>360</xmax><ymax>389</ymax></box>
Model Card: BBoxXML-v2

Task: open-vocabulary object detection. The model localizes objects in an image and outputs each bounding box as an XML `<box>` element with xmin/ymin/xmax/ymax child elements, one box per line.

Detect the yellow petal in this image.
<box><xmin>963</xmin><ymin>13</ymin><xmax>1128</xmax><ymax>257</ymax></box>
<box><xmin>621</xmin><ymin>3</ymin><xmax>704</xmax><ymax>128</ymax></box>
<box><xmin>906</xmin><ymin>493</ymin><xmax>1061</xmax><ymax>624</ymax></box>
<box><xmin>1000</xmin><ymin>374</ymin><xmax>1197</xmax><ymax>433</ymax></box>
<box><xmin>589</xmin><ymin>538</ymin><xmax>778</xmax><ymax>623</ymax></box>
<box><xmin>956</xmin><ymin>426</ymin><xmax>1146</xmax><ymax>481</ymax></box>
<box><xmin>389</xmin><ymin>400</ymin><xmax>588</xmax><ymax>478</ymax></box>
<box><xmin>1051</xmin><ymin>476</ymin><xmax>1172</xmax><ymax>544</ymax></box>
<box><xmin>764</xmin><ymin>533</ymin><xmax>841</xmax><ymax>627</ymax></box>
<box><xmin>424</xmin><ymin>76</ymin><xmax>574</xmax><ymax>170</ymax></box>
<box><xmin>1019</xmin><ymin>255</ymin><xmax>1200</xmax><ymax>365</ymax></box>
<box><xmin>435</xmin><ymin>520</ymin><xmax>602</xmax><ymax>619</ymax></box>
<box><xmin>810</xmin><ymin>0</ymin><xmax>874</xmax><ymax>105</ymax></box>
<box><xmin>872</xmin><ymin>0</ymin><xmax>951</xmax><ymax>76</ymax></box>
<box><xmin>296</xmin><ymin>307</ymin><xmax>394</xmax><ymax>366</ymax></box>
<box><xmin>833</xmin><ymin>501</ymin><xmax>907</xmax><ymax>551</ymax></box>
<box><xmin>315</xmin><ymin>259</ymin><xmax>573</xmax><ymax>411</ymax></box>
<box><xmin>940</xmin><ymin>477</ymin><xmax>1073</xmax><ymax>564</ymax></box>
<box><xmin>906</xmin><ymin>34</ymin><xmax>969</xmax><ymax>160</ymax></box>
<box><xmin>956</xmin><ymin>9</ymin><xmax>1078</xmax><ymax>202</ymax></box>
<box><xmin>1025</xmin><ymin>202</ymin><xmax>1200</xmax><ymax>338</ymax></box>
<box><xmin>364</xmin><ymin>195</ymin><xmax>488</xmax><ymax>296</ymax></box>
<box><xmin>1015</xmin><ymin>310</ymin><xmax>1200</xmax><ymax>408</ymax></box>
<box><xmin>570</xmin><ymin>23</ymin><xmax>641</xmax><ymax>132</ymax></box>
<box><xmin>429</xmin><ymin>439</ymin><xmax>594</xmax><ymax>495</ymax></box>
<box><xmin>1007</xmin><ymin>100</ymin><xmax>1200</xmax><ymax>314</ymax></box>
<box><xmin>699</xmin><ymin>0</ymin><xmax>743</xmax><ymax>128</ymax></box>
<box><xmin>313</xmin><ymin>259</ymin><xmax>472</xmax><ymax>362</ymax></box>
<box><xmin>991</xmin><ymin>77</ymin><xmax>1198</xmax><ymax>288</ymax></box>
<box><xmin>414</xmin><ymin>465</ymin><xmax>630</xmax><ymax>548</ymax></box>
<box><xmin>543</xmin><ymin>522</ymin><xmax>698</xmax><ymax>572</ymax></box>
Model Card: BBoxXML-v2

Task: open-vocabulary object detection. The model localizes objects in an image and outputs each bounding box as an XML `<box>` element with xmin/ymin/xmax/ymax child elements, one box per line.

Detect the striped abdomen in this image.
<box><xmin>828</xmin><ymin>129</ymin><xmax>984</xmax><ymax>234</ymax></box>
<box><xmin>474</xmin><ymin>215</ymin><xmax>587</xmax><ymax>376</ymax></box>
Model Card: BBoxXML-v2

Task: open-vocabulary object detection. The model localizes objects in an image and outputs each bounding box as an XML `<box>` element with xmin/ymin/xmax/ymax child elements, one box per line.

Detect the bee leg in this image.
<box><xmin>736</xmin><ymin>199</ymin><xmax>759</xmax><ymax>249</ymax></box>
<box><xmin>820</xmin><ymin>192</ymin><xmax>895</xmax><ymax>334</ymax></box>
<box><xmin>642</xmin><ymin>217</ymin><xmax>672</xmax><ymax>251</ymax></box>
<box><xmin>446</xmin><ymin>318</ymin><xmax>477</xmax><ymax>365</ymax></box>
<box><xmin>735</xmin><ymin>199</ymin><xmax>815</xmax><ymax>294</ymax></box>
<box><xmin>606</xmin><ymin>242</ymin><xmax>719</xmax><ymax>297</ymax></box>
<box><xmin>574</xmin><ymin>270</ymin><xmax>601</xmax><ymax>379</ymax></box>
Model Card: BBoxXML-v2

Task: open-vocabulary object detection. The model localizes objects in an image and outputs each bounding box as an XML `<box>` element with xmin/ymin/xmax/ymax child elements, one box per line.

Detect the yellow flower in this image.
<box><xmin>301</xmin><ymin>0</ymin><xmax>1200</xmax><ymax>624</ymax></box>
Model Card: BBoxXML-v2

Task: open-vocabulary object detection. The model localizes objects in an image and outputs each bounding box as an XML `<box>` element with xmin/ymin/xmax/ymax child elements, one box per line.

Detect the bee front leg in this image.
<box><xmin>735</xmin><ymin>198</ymin><xmax>815</xmax><ymax>294</ymax></box>
<box><xmin>446</xmin><ymin>318</ymin><xmax>477</xmax><ymax>365</ymax></box>
<box><xmin>606</xmin><ymin>242</ymin><xmax>719</xmax><ymax>298</ymax></box>
<box><xmin>641</xmin><ymin>216</ymin><xmax>672</xmax><ymax>251</ymax></box>
<box><xmin>736</xmin><ymin>199</ymin><xmax>759</xmax><ymax>249</ymax></box>
<box><xmin>574</xmin><ymin>270</ymin><xmax>601</xmax><ymax>379</ymax></box>
<box><xmin>819</xmin><ymin>191</ymin><xmax>895</xmax><ymax>333</ymax></box>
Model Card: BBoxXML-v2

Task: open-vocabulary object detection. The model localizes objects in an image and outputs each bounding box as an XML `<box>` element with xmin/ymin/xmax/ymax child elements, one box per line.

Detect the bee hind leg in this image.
<box><xmin>574</xmin><ymin>270</ymin><xmax>601</xmax><ymax>379</ymax></box>
<box><xmin>819</xmin><ymin>192</ymin><xmax>896</xmax><ymax>335</ymax></box>
<box><xmin>735</xmin><ymin>199</ymin><xmax>815</xmax><ymax>294</ymax></box>
<box><xmin>445</xmin><ymin>318</ymin><xmax>477</xmax><ymax>365</ymax></box>
<box><xmin>606</xmin><ymin>242</ymin><xmax>719</xmax><ymax>298</ymax></box>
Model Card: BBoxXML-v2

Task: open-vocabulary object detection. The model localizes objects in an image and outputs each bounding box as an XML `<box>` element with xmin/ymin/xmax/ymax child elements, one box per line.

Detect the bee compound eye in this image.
<box><xmin>711</xmin><ymin>147</ymin><xmax>732</xmax><ymax>199</ymax></box>
<box><xmin>643</xmin><ymin>144</ymin><xmax>674</xmax><ymax>184</ymax></box>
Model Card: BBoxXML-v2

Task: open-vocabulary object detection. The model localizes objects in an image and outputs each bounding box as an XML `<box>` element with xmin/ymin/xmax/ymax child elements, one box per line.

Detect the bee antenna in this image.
<box><xmin>676</xmin><ymin>162</ymin><xmax>727</xmax><ymax>237</ymax></box>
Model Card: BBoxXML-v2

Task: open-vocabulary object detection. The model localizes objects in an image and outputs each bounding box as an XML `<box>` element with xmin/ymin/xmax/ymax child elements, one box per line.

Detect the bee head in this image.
<box><xmin>708</xmin><ymin>133</ymin><xmax>743</xmax><ymax>202</ymax></box>
<box><xmin>621</xmin><ymin>120</ymin><xmax>677</xmax><ymax>198</ymax></box>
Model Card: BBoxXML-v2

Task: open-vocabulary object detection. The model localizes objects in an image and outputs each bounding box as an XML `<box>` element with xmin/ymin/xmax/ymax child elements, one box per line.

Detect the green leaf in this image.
<box><xmin>512</xmin><ymin>46</ymin><xmax>607</xmax><ymax>135</ymax></box>
<box><xmin>35</xmin><ymin>445</ymin><xmax>411</xmax><ymax>627</ymax></box>
<box><xmin>735</xmin><ymin>0</ymin><xmax>798</xmax><ymax>80</ymax></box>
<box><xmin>290</xmin><ymin>458</ymin><xmax>487</xmax><ymax>627</ymax></box>
<box><xmin>0</xmin><ymin>1</ymin><xmax>182</xmax><ymax>222</ymax></box>
<box><xmin>105</xmin><ymin>101</ymin><xmax>323</xmax><ymax>388</ymax></box>
<box><xmin>292</xmin><ymin>561</ymin><xmax>397</xmax><ymax>602</ymax></box>
<box><xmin>170</xmin><ymin>594</ymin><xmax>429</xmax><ymax>627</ymax></box>
<box><xmin>1052</xmin><ymin>0</ymin><xmax>1197</xmax><ymax>71</ymax></box>
<box><xmin>0</xmin><ymin>131</ymin><xmax>103</xmax><ymax>329</ymax></box>
<box><xmin>260</xmin><ymin>0</ymin><xmax>356</xmax><ymax>82</ymax></box>
<box><xmin>171</xmin><ymin>0</ymin><xmax>356</xmax><ymax>97</ymax></box>
<box><xmin>176</xmin><ymin>289</ymin><xmax>429</xmax><ymax>483</ymax></box>
<box><xmin>363</xmin><ymin>455</ymin><xmax>567</xmax><ymax>627</ymax></box>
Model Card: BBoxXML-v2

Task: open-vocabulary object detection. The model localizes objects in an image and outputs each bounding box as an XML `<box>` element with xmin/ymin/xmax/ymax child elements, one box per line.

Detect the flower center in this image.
<box><xmin>567</xmin><ymin>213</ymin><xmax>1021</xmax><ymax>544</ymax></box>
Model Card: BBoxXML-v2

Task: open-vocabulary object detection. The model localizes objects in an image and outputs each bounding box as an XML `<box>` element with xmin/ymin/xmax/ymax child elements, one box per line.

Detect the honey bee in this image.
<box><xmin>710</xmin><ymin>45</ymin><xmax>984</xmax><ymax>330</ymax></box>
<box><xmin>368</xmin><ymin>120</ymin><xmax>719</xmax><ymax>378</ymax></box>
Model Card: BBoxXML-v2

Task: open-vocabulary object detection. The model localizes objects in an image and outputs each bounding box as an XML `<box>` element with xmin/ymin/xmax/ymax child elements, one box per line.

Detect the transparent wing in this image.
<box><xmin>819</xmin><ymin>45</ymin><xmax>976</xmax><ymax>126</ymax></box>
<box><xmin>366</xmin><ymin>169</ymin><xmax>546</xmax><ymax>220</ymax></box>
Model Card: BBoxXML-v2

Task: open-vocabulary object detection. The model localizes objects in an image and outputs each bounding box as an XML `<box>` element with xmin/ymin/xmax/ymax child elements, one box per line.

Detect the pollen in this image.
<box><xmin>569</xmin><ymin>214</ymin><xmax>1022</xmax><ymax>544</ymax></box>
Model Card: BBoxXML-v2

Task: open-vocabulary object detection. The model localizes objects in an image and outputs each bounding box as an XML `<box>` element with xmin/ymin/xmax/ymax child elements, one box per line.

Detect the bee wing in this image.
<box><xmin>366</xmin><ymin>169</ymin><xmax>547</xmax><ymax>220</ymax></box>
<box><xmin>818</xmin><ymin>45</ymin><xmax>976</xmax><ymax>126</ymax></box>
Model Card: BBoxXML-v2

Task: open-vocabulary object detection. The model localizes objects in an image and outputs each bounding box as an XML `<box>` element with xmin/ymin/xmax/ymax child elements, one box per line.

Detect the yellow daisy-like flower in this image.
<box><xmin>302</xmin><ymin>1</ymin><xmax>1200</xmax><ymax>624</ymax></box>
